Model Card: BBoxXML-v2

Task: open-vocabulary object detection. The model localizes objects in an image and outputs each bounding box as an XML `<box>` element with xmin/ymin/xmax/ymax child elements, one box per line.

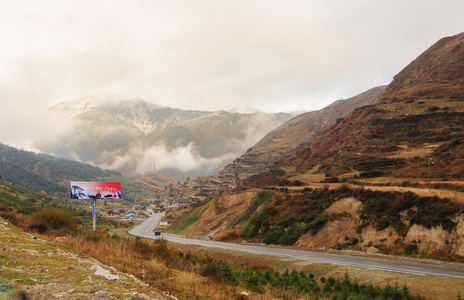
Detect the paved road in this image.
<box><xmin>129</xmin><ymin>215</ymin><xmax>464</xmax><ymax>279</ymax></box>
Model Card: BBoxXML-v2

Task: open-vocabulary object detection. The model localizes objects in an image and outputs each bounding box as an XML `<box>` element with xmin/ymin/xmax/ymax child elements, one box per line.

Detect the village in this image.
<box><xmin>104</xmin><ymin>197</ymin><xmax>196</xmax><ymax>221</ymax></box>
<box><xmin>102</xmin><ymin>168</ymin><xmax>236</xmax><ymax>223</ymax></box>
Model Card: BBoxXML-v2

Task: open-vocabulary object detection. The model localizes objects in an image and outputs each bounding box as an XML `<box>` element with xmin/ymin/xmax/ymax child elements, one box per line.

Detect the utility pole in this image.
<box><xmin>93</xmin><ymin>199</ymin><xmax>97</xmax><ymax>231</ymax></box>
<box><xmin>427</xmin><ymin>157</ymin><xmax>435</xmax><ymax>192</ymax></box>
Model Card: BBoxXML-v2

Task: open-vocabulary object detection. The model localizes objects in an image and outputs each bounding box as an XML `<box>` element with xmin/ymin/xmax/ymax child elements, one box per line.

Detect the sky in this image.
<box><xmin>0</xmin><ymin>0</ymin><xmax>463</xmax><ymax>150</ymax></box>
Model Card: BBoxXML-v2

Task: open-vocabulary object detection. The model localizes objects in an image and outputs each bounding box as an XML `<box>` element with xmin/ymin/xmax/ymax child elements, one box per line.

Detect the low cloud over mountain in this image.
<box><xmin>37</xmin><ymin>96</ymin><xmax>292</xmax><ymax>180</ymax></box>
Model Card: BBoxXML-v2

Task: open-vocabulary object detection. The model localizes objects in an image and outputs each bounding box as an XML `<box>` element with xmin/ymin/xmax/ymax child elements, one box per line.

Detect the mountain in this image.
<box><xmin>217</xmin><ymin>85</ymin><xmax>386</xmax><ymax>182</ymax></box>
<box><xmin>265</xmin><ymin>32</ymin><xmax>464</xmax><ymax>182</ymax></box>
<box><xmin>0</xmin><ymin>143</ymin><xmax>120</xmax><ymax>195</ymax></box>
<box><xmin>0</xmin><ymin>143</ymin><xmax>174</xmax><ymax>202</ymax></box>
<box><xmin>39</xmin><ymin>96</ymin><xmax>293</xmax><ymax>180</ymax></box>
<box><xmin>168</xmin><ymin>33</ymin><xmax>464</xmax><ymax>257</ymax></box>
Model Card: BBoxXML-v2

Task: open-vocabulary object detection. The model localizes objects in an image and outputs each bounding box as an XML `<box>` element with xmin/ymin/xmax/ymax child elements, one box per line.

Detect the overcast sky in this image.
<box><xmin>1</xmin><ymin>0</ymin><xmax>464</xmax><ymax>149</ymax></box>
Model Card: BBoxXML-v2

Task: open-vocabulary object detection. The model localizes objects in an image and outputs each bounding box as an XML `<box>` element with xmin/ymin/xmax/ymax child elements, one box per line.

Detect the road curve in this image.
<box><xmin>129</xmin><ymin>215</ymin><xmax>464</xmax><ymax>279</ymax></box>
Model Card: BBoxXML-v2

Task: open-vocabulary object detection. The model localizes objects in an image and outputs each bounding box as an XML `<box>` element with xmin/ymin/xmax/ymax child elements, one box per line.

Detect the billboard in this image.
<box><xmin>71</xmin><ymin>182</ymin><xmax>121</xmax><ymax>200</ymax></box>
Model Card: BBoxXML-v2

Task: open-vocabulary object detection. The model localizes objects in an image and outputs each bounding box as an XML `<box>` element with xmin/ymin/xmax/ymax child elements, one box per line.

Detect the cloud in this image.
<box><xmin>97</xmin><ymin>142</ymin><xmax>238</xmax><ymax>180</ymax></box>
<box><xmin>92</xmin><ymin>111</ymin><xmax>284</xmax><ymax>179</ymax></box>
<box><xmin>0</xmin><ymin>0</ymin><xmax>463</xmax><ymax>151</ymax></box>
<box><xmin>0</xmin><ymin>102</ymin><xmax>75</xmax><ymax>151</ymax></box>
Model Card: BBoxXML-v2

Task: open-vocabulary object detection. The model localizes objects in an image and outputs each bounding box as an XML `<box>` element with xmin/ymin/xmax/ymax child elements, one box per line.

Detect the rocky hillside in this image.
<box><xmin>168</xmin><ymin>32</ymin><xmax>464</xmax><ymax>258</ymax></box>
<box><xmin>0</xmin><ymin>218</ymin><xmax>163</xmax><ymax>299</ymax></box>
<box><xmin>218</xmin><ymin>86</ymin><xmax>386</xmax><ymax>182</ymax></box>
<box><xmin>246</xmin><ymin>32</ymin><xmax>464</xmax><ymax>185</ymax></box>
<box><xmin>39</xmin><ymin>96</ymin><xmax>292</xmax><ymax>180</ymax></box>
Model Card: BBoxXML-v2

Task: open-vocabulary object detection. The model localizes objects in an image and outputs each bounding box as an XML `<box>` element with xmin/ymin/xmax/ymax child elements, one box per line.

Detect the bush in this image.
<box><xmin>305</xmin><ymin>214</ymin><xmax>328</xmax><ymax>235</ymax></box>
<box><xmin>359</xmin><ymin>170</ymin><xmax>384</xmax><ymax>178</ymax></box>
<box><xmin>322</xmin><ymin>176</ymin><xmax>339</xmax><ymax>183</ymax></box>
<box><xmin>0</xmin><ymin>211</ymin><xmax>16</xmax><ymax>223</ymax></box>
<box><xmin>201</xmin><ymin>261</ymin><xmax>223</xmax><ymax>281</ymax></box>
<box><xmin>31</xmin><ymin>209</ymin><xmax>78</xmax><ymax>233</ymax></box>
<box><xmin>278</xmin><ymin>225</ymin><xmax>303</xmax><ymax>246</ymax></box>
<box><xmin>263</xmin><ymin>226</ymin><xmax>285</xmax><ymax>245</ymax></box>
<box><xmin>27</xmin><ymin>221</ymin><xmax>50</xmax><ymax>234</ymax></box>
<box><xmin>404</xmin><ymin>243</ymin><xmax>419</xmax><ymax>255</ymax></box>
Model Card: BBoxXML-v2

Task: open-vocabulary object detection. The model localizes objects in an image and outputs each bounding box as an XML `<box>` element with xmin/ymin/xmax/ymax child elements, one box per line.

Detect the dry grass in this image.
<box><xmin>287</xmin><ymin>169</ymin><xmax>464</xmax><ymax>203</ymax></box>
<box><xmin>49</xmin><ymin>233</ymin><xmax>274</xmax><ymax>299</ymax></box>
<box><xmin>40</xmin><ymin>221</ymin><xmax>463</xmax><ymax>300</ymax></box>
<box><xmin>0</xmin><ymin>219</ymin><xmax>163</xmax><ymax>299</ymax></box>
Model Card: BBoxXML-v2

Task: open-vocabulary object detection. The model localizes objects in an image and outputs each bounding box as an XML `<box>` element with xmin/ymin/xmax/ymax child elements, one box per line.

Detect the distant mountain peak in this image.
<box><xmin>42</xmin><ymin>96</ymin><xmax>293</xmax><ymax>180</ymax></box>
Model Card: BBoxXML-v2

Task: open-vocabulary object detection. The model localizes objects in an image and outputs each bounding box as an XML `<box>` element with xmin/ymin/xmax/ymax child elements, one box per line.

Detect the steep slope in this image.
<box><xmin>217</xmin><ymin>86</ymin><xmax>386</xmax><ymax>182</ymax></box>
<box><xmin>175</xmin><ymin>33</ymin><xmax>464</xmax><ymax>257</ymax></box>
<box><xmin>245</xmin><ymin>32</ymin><xmax>464</xmax><ymax>186</ymax></box>
<box><xmin>0</xmin><ymin>220</ymin><xmax>159</xmax><ymax>299</ymax></box>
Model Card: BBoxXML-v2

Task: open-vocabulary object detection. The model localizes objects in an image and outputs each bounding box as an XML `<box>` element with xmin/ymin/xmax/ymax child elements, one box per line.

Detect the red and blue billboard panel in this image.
<box><xmin>71</xmin><ymin>182</ymin><xmax>121</xmax><ymax>200</ymax></box>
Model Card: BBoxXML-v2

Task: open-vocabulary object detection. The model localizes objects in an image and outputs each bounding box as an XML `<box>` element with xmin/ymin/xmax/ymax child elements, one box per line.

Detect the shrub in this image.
<box><xmin>289</xmin><ymin>180</ymin><xmax>304</xmax><ymax>187</ymax></box>
<box><xmin>263</xmin><ymin>226</ymin><xmax>285</xmax><ymax>245</ymax></box>
<box><xmin>405</xmin><ymin>243</ymin><xmax>419</xmax><ymax>255</ymax></box>
<box><xmin>220</xmin><ymin>261</ymin><xmax>238</xmax><ymax>285</ymax></box>
<box><xmin>201</xmin><ymin>261</ymin><xmax>223</xmax><ymax>281</ymax></box>
<box><xmin>279</xmin><ymin>214</ymin><xmax>298</xmax><ymax>227</ymax></box>
<box><xmin>218</xmin><ymin>229</ymin><xmax>241</xmax><ymax>241</ymax></box>
<box><xmin>305</xmin><ymin>214</ymin><xmax>328</xmax><ymax>235</ymax></box>
<box><xmin>359</xmin><ymin>170</ymin><xmax>384</xmax><ymax>178</ymax></box>
<box><xmin>265</xmin><ymin>204</ymin><xmax>277</xmax><ymax>214</ymax></box>
<box><xmin>322</xmin><ymin>176</ymin><xmax>339</xmax><ymax>183</ymax></box>
<box><xmin>31</xmin><ymin>209</ymin><xmax>78</xmax><ymax>233</ymax></box>
<box><xmin>27</xmin><ymin>221</ymin><xmax>50</xmax><ymax>234</ymax></box>
<box><xmin>278</xmin><ymin>225</ymin><xmax>303</xmax><ymax>246</ymax></box>
<box><xmin>0</xmin><ymin>211</ymin><xmax>16</xmax><ymax>224</ymax></box>
<box><xmin>0</xmin><ymin>203</ymin><xmax>14</xmax><ymax>211</ymax></box>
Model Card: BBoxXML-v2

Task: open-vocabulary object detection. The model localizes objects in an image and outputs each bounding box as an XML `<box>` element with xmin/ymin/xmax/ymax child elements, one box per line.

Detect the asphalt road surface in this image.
<box><xmin>129</xmin><ymin>215</ymin><xmax>464</xmax><ymax>279</ymax></box>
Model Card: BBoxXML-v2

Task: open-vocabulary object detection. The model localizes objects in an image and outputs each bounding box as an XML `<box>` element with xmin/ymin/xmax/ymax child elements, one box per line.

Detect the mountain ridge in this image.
<box><xmin>217</xmin><ymin>85</ymin><xmax>386</xmax><ymax>182</ymax></box>
<box><xmin>169</xmin><ymin>32</ymin><xmax>464</xmax><ymax>258</ymax></box>
<box><xmin>40</xmin><ymin>98</ymin><xmax>294</xmax><ymax>180</ymax></box>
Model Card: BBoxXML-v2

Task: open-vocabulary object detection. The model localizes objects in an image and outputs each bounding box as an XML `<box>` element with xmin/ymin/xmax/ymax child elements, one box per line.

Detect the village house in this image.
<box><xmin>107</xmin><ymin>208</ymin><xmax>126</xmax><ymax>217</ymax></box>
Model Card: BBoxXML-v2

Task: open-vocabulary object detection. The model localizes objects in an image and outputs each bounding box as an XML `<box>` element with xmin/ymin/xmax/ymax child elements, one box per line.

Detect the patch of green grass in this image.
<box><xmin>167</xmin><ymin>213</ymin><xmax>201</xmax><ymax>234</ymax></box>
<box><xmin>166</xmin><ymin>200</ymin><xmax>213</xmax><ymax>234</ymax></box>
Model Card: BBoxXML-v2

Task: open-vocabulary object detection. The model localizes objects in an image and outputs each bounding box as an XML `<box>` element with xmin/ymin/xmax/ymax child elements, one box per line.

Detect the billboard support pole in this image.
<box><xmin>70</xmin><ymin>181</ymin><xmax>121</xmax><ymax>231</ymax></box>
<box><xmin>93</xmin><ymin>199</ymin><xmax>96</xmax><ymax>231</ymax></box>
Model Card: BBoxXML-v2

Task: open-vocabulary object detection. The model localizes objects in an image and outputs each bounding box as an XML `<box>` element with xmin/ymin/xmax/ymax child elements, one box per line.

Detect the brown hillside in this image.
<box><xmin>385</xmin><ymin>32</ymin><xmax>464</xmax><ymax>99</ymax></box>
<box><xmin>218</xmin><ymin>86</ymin><xmax>386</xmax><ymax>182</ymax></box>
<box><xmin>171</xmin><ymin>33</ymin><xmax>464</xmax><ymax>260</ymax></box>
<box><xmin>247</xmin><ymin>32</ymin><xmax>464</xmax><ymax>184</ymax></box>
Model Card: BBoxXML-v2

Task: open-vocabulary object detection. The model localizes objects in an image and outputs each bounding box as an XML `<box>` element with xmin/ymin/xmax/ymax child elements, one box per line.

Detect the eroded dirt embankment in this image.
<box><xmin>179</xmin><ymin>189</ymin><xmax>464</xmax><ymax>257</ymax></box>
<box><xmin>181</xmin><ymin>190</ymin><xmax>258</xmax><ymax>239</ymax></box>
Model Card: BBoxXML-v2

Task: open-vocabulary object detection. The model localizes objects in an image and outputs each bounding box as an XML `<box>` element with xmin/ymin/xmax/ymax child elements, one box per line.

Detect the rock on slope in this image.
<box><xmin>0</xmin><ymin>218</ymin><xmax>164</xmax><ymax>299</ymax></box>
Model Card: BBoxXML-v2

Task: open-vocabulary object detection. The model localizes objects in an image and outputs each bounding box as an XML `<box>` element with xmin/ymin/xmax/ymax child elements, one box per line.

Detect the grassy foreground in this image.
<box><xmin>2</xmin><ymin>216</ymin><xmax>464</xmax><ymax>299</ymax></box>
